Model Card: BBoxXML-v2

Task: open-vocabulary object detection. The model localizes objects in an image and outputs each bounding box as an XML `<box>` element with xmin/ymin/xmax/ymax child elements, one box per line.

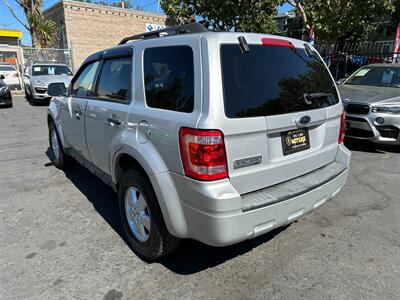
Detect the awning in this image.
<box><xmin>0</xmin><ymin>29</ymin><xmax>23</xmax><ymax>38</ymax></box>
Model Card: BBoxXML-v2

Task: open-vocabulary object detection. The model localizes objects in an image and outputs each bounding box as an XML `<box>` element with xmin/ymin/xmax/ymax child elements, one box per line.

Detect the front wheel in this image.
<box><xmin>48</xmin><ymin>122</ymin><xmax>70</xmax><ymax>169</ymax></box>
<box><xmin>119</xmin><ymin>169</ymin><xmax>180</xmax><ymax>260</ymax></box>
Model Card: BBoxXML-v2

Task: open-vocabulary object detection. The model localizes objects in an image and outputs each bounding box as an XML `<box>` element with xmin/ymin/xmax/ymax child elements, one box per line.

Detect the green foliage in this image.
<box><xmin>289</xmin><ymin>0</ymin><xmax>396</xmax><ymax>42</ymax></box>
<box><xmin>160</xmin><ymin>0</ymin><xmax>281</xmax><ymax>33</ymax></box>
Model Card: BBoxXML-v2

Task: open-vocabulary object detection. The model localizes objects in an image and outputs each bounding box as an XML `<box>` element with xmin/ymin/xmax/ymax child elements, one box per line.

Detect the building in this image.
<box><xmin>0</xmin><ymin>29</ymin><xmax>23</xmax><ymax>66</ymax></box>
<box><xmin>43</xmin><ymin>0</ymin><xmax>172</xmax><ymax>70</ymax></box>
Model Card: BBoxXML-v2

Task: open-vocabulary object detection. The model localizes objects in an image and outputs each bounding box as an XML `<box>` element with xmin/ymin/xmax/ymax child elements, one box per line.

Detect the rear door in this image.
<box><xmin>215</xmin><ymin>36</ymin><xmax>342</xmax><ymax>194</ymax></box>
<box><xmin>61</xmin><ymin>60</ymin><xmax>100</xmax><ymax>159</ymax></box>
<box><xmin>85</xmin><ymin>49</ymin><xmax>133</xmax><ymax>174</ymax></box>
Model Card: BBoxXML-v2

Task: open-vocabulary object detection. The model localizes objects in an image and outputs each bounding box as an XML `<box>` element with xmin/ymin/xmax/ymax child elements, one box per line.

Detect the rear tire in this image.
<box><xmin>48</xmin><ymin>121</ymin><xmax>70</xmax><ymax>169</ymax></box>
<box><xmin>119</xmin><ymin>169</ymin><xmax>180</xmax><ymax>260</ymax></box>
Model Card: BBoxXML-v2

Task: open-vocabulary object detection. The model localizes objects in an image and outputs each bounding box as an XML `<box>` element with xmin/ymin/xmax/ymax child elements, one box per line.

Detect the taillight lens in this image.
<box><xmin>179</xmin><ymin>127</ymin><xmax>228</xmax><ymax>181</ymax></box>
<box><xmin>338</xmin><ymin>112</ymin><xmax>346</xmax><ymax>144</ymax></box>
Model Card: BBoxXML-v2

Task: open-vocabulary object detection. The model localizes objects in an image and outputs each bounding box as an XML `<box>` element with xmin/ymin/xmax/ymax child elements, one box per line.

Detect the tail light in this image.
<box><xmin>179</xmin><ymin>127</ymin><xmax>228</xmax><ymax>181</ymax></box>
<box><xmin>338</xmin><ymin>112</ymin><xmax>346</xmax><ymax>144</ymax></box>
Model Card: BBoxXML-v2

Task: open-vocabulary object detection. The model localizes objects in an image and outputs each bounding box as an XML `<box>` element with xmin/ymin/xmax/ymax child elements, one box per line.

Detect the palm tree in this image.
<box><xmin>6</xmin><ymin>0</ymin><xmax>56</xmax><ymax>48</ymax></box>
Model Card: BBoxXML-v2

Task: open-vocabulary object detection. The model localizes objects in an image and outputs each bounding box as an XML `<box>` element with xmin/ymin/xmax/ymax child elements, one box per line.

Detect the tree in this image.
<box><xmin>284</xmin><ymin>0</ymin><xmax>396</xmax><ymax>43</ymax></box>
<box><xmin>6</xmin><ymin>0</ymin><xmax>56</xmax><ymax>48</ymax></box>
<box><xmin>160</xmin><ymin>0</ymin><xmax>281</xmax><ymax>33</ymax></box>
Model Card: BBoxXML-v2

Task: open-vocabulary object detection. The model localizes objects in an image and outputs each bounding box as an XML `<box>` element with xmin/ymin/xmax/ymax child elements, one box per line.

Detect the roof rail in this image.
<box><xmin>118</xmin><ymin>22</ymin><xmax>208</xmax><ymax>45</ymax></box>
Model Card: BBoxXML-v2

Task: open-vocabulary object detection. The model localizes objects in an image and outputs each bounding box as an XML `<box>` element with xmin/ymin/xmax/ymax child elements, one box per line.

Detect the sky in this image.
<box><xmin>0</xmin><ymin>0</ymin><xmax>292</xmax><ymax>46</ymax></box>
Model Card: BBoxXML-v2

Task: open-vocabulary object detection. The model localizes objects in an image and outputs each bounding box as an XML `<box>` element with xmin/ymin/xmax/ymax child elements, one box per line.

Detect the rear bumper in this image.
<box><xmin>345</xmin><ymin>113</ymin><xmax>400</xmax><ymax>145</ymax></box>
<box><xmin>0</xmin><ymin>93</ymin><xmax>12</xmax><ymax>105</ymax></box>
<box><xmin>151</xmin><ymin>144</ymin><xmax>351</xmax><ymax>246</ymax></box>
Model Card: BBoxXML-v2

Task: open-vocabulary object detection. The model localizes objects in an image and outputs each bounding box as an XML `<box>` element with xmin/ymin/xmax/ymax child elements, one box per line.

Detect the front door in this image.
<box><xmin>85</xmin><ymin>54</ymin><xmax>133</xmax><ymax>174</ymax></box>
<box><xmin>61</xmin><ymin>60</ymin><xmax>100</xmax><ymax>159</ymax></box>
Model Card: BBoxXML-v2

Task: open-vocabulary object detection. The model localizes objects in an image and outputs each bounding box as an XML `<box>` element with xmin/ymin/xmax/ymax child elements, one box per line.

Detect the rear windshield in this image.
<box><xmin>32</xmin><ymin>65</ymin><xmax>72</xmax><ymax>76</ymax></box>
<box><xmin>220</xmin><ymin>44</ymin><xmax>339</xmax><ymax>118</ymax></box>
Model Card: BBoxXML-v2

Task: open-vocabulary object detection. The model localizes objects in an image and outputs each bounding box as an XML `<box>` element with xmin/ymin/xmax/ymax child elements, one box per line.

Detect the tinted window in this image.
<box><xmin>32</xmin><ymin>65</ymin><xmax>72</xmax><ymax>76</ymax></box>
<box><xmin>72</xmin><ymin>61</ymin><xmax>100</xmax><ymax>97</ymax></box>
<box><xmin>144</xmin><ymin>46</ymin><xmax>194</xmax><ymax>113</ymax></box>
<box><xmin>221</xmin><ymin>45</ymin><xmax>339</xmax><ymax>118</ymax></box>
<box><xmin>345</xmin><ymin>66</ymin><xmax>400</xmax><ymax>88</ymax></box>
<box><xmin>96</xmin><ymin>57</ymin><xmax>132</xmax><ymax>102</ymax></box>
<box><xmin>0</xmin><ymin>65</ymin><xmax>16</xmax><ymax>71</ymax></box>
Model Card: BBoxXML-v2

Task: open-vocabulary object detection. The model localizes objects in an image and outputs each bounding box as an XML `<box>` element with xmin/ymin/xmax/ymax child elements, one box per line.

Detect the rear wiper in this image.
<box><xmin>301</xmin><ymin>93</ymin><xmax>333</xmax><ymax>105</ymax></box>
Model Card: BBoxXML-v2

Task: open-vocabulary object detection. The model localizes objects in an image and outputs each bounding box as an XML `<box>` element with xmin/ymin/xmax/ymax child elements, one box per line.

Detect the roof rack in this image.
<box><xmin>118</xmin><ymin>22</ymin><xmax>208</xmax><ymax>45</ymax></box>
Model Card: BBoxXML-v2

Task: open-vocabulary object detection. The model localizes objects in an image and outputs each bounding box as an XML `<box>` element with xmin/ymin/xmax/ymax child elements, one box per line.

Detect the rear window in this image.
<box><xmin>220</xmin><ymin>44</ymin><xmax>339</xmax><ymax>118</ymax></box>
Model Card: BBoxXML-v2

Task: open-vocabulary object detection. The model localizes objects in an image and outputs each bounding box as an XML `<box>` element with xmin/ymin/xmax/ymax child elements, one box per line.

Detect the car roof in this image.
<box><xmin>32</xmin><ymin>63</ymin><xmax>69</xmax><ymax>66</ymax></box>
<box><xmin>364</xmin><ymin>63</ymin><xmax>400</xmax><ymax>68</ymax></box>
<box><xmin>86</xmin><ymin>31</ymin><xmax>308</xmax><ymax>62</ymax></box>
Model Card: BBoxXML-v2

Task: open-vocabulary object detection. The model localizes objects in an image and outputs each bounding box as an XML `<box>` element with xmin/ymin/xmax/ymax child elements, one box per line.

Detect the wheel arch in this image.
<box><xmin>112</xmin><ymin>150</ymin><xmax>188</xmax><ymax>238</ymax></box>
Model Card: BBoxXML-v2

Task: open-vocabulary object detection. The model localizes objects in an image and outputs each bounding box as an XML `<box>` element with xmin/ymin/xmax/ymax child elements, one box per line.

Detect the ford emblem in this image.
<box><xmin>296</xmin><ymin>115</ymin><xmax>311</xmax><ymax>127</ymax></box>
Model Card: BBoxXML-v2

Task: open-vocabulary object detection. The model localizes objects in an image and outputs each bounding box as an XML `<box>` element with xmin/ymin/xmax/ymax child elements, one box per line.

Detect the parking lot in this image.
<box><xmin>1</xmin><ymin>95</ymin><xmax>399</xmax><ymax>300</ymax></box>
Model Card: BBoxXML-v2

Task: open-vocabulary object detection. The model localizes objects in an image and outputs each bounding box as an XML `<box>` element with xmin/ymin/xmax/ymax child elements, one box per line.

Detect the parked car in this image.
<box><xmin>0</xmin><ymin>75</ymin><xmax>12</xmax><ymax>108</ymax></box>
<box><xmin>338</xmin><ymin>64</ymin><xmax>400</xmax><ymax>146</ymax></box>
<box><xmin>0</xmin><ymin>63</ymin><xmax>21</xmax><ymax>90</ymax></box>
<box><xmin>24</xmin><ymin>63</ymin><xmax>73</xmax><ymax>105</ymax></box>
<box><xmin>47</xmin><ymin>23</ymin><xmax>350</xmax><ymax>260</ymax></box>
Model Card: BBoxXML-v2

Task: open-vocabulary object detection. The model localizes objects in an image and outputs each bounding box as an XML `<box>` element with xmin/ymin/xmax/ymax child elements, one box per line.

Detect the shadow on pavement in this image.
<box><xmin>45</xmin><ymin>148</ymin><xmax>289</xmax><ymax>274</ymax></box>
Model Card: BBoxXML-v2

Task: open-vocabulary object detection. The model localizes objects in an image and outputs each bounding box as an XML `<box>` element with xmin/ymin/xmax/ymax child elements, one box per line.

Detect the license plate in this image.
<box><xmin>281</xmin><ymin>128</ymin><xmax>310</xmax><ymax>156</ymax></box>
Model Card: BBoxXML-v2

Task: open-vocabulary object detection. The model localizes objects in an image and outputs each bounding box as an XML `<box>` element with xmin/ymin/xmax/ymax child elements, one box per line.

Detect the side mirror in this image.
<box><xmin>0</xmin><ymin>75</ymin><xmax>5</xmax><ymax>80</ymax></box>
<box><xmin>48</xmin><ymin>82</ymin><xmax>67</xmax><ymax>96</ymax></box>
<box><xmin>23</xmin><ymin>74</ymin><xmax>30</xmax><ymax>79</ymax></box>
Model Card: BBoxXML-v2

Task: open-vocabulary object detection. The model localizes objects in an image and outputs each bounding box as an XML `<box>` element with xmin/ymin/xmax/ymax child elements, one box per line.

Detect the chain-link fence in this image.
<box><xmin>22</xmin><ymin>47</ymin><xmax>73</xmax><ymax>74</ymax></box>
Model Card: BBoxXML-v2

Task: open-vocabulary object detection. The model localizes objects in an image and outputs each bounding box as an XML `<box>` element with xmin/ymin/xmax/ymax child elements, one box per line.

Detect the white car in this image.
<box><xmin>0</xmin><ymin>63</ymin><xmax>21</xmax><ymax>90</ymax></box>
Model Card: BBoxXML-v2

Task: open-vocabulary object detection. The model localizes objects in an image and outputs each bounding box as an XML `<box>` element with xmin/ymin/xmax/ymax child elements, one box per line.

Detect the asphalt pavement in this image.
<box><xmin>1</xmin><ymin>96</ymin><xmax>399</xmax><ymax>300</ymax></box>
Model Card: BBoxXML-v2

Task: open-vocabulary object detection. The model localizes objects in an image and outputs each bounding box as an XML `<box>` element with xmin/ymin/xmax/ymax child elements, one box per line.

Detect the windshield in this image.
<box><xmin>32</xmin><ymin>65</ymin><xmax>72</xmax><ymax>76</ymax></box>
<box><xmin>0</xmin><ymin>65</ymin><xmax>16</xmax><ymax>71</ymax></box>
<box><xmin>220</xmin><ymin>44</ymin><xmax>339</xmax><ymax>118</ymax></box>
<box><xmin>345</xmin><ymin>66</ymin><xmax>400</xmax><ymax>88</ymax></box>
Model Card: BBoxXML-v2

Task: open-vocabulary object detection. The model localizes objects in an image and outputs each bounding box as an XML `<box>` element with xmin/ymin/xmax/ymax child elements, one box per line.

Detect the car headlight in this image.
<box><xmin>0</xmin><ymin>85</ymin><xmax>9</xmax><ymax>94</ymax></box>
<box><xmin>33</xmin><ymin>80</ymin><xmax>46</xmax><ymax>87</ymax></box>
<box><xmin>371</xmin><ymin>103</ymin><xmax>400</xmax><ymax>114</ymax></box>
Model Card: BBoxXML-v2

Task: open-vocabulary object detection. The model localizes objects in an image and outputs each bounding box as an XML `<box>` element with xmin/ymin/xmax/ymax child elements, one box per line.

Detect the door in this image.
<box><xmin>85</xmin><ymin>54</ymin><xmax>133</xmax><ymax>174</ymax></box>
<box><xmin>61</xmin><ymin>60</ymin><xmax>100</xmax><ymax>159</ymax></box>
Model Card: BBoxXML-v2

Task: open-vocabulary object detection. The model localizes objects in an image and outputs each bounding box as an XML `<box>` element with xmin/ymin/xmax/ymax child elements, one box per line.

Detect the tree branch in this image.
<box><xmin>5</xmin><ymin>1</ymin><xmax>30</xmax><ymax>31</ymax></box>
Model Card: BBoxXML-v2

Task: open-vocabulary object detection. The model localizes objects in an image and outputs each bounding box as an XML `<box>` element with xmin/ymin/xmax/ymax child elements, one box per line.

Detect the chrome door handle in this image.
<box><xmin>107</xmin><ymin>116</ymin><xmax>122</xmax><ymax>125</ymax></box>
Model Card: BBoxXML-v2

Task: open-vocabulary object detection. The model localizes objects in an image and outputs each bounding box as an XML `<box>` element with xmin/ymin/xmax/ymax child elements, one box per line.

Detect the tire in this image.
<box><xmin>48</xmin><ymin>121</ymin><xmax>70</xmax><ymax>169</ymax></box>
<box><xmin>119</xmin><ymin>169</ymin><xmax>180</xmax><ymax>260</ymax></box>
<box><xmin>25</xmin><ymin>88</ymin><xmax>31</xmax><ymax>102</ymax></box>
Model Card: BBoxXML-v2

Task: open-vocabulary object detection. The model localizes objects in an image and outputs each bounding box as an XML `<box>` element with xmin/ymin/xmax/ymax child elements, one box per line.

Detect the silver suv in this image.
<box><xmin>47</xmin><ymin>24</ymin><xmax>350</xmax><ymax>260</ymax></box>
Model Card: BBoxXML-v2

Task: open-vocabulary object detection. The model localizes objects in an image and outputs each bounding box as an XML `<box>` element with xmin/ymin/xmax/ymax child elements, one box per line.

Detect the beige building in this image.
<box><xmin>43</xmin><ymin>0</ymin><xmax>171</xmax><ymax>70</ymax></box>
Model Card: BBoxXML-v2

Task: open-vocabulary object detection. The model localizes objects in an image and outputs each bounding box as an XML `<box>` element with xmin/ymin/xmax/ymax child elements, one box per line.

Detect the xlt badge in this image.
<box><xmin>233</xmin><ymin>155</ymin><xmax>262</xmax><ymax>169</ymax></box>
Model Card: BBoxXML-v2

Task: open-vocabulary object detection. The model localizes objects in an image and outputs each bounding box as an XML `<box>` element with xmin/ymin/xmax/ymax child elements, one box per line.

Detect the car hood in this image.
<box><xmin>31</xmin><ymin>75</ymin><xmax>72</xmax><ymax>86</ymax></box>
<box><xmin>338</xmin><ymin>84</ymin><xmax>400</xmax><ymax>105</ymax></box>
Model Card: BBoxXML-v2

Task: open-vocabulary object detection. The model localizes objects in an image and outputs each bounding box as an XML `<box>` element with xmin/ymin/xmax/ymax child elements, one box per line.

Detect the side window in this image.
<box><xmin>96</xmin><ymin>57</ymin><xmax>132</xmax><ymax>102</ymax></box>
<box><xmin>72</xmin><ymin>61</ymin><xmax>100</xmax><ymax>97</ymax></box>
<box><xmin>143</xmin><ymin>46</ymin><xmax>194</xmax><ymax>113</ymax></box>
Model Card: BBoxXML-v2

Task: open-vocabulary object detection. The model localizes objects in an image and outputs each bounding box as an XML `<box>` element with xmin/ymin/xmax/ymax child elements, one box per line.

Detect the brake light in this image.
<box><xmin>262</xmin><ymin>37</ymin><xmax>294</xmax><ymax>48</ymax></box>
<box><xmin>338</xmin><ymin>112</ymin><xmax>346</xmax><ymax>144</ymax></box>
<box><xmin>179</xmin><ymin>127</ymin><xmax>228</xmax><ymax>181</ymax></box>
